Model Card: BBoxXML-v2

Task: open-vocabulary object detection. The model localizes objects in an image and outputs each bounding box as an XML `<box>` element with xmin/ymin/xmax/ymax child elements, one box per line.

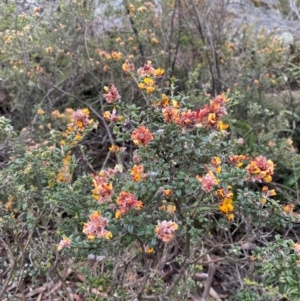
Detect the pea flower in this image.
<box><xmin>103</xmin><ymin>84</ymin><xmax>120</xmax><ymax>103</ymax></box>
<box><xmin>155</xmin><ymin>220</ymin><xmax>178</xmax><ymax>242</ymax></box>
<box><xmin>246</xmin><ymin>156</ymin><xmax>275</xmax><ymax>182</ymax></box>
<box><xmin>82</xmin><ymin>211</ymin><xmax>112</xmax><ymax>240</ymax></box>
<box><xmin>115</xmin><ymin>191</ymin><xmax>143</xmax><ymax>218</ymax></box>
<box><xmin>131</xmin><ymin>125</ymin><xmax>154</xmax><ymax>146</ymax></box>
<box><xmin>131</xmin><ymin>164</ymin><xmax>146</xmax><ymax>182</ymax></box>
<box><xmin>196</xmin><ymin>171</ymin><xmax>219</xmax><ymax>192</ymax></box>
<box><xmin>57</xmin><ymin>237</ymin><xmax>72</xmax><ymax>251</ymax></box>
<box><xmin>122</xmin><ymin>59</ymin><xmax>135</xmax><ymax>73</ymax></box>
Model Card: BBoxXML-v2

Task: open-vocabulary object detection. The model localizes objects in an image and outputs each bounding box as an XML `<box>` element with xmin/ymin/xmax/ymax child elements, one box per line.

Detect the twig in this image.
<box><xmin>200</xmin><ymin>255</ymin><xmax>216</xmax><ymax>301</ymax></box>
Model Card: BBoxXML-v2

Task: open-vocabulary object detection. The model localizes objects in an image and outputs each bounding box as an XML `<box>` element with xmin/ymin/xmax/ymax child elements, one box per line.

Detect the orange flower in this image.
<box><xmin>228</xmin><ymin>154</ymin><xmax>248</xmax><ymax>167</ymax></box>
<box><xmin>103</xmin><ymin>84</ymin><xmax>120</xmax><ymax>103</ymax></box>
<box><xmin>91</xmin><ymin>173</ymin><xmax>114</xmax><ymax>203</ymax></box>
<box><xmin>111</xmin><ymin>51</ymin><xmax>122</xmax><ymax>60</ymax></box>
<box><xmin>51</xmin><ymin>110</ymin><xmax>61</xmax><ymax>119</ymax></box>
<box><xmin>176</xmin><ymin>110</ymin><xmax>199</xmax><ymax>129</ymax></box>
<box><xmin>282</xmin><ymin>204</ymin><xmax>294</xmax><ymax>214</ymax></box>
<box><xmin>208</xmin><ymin>113</ymin><xmax>216</xmax><ymax>125</ymax></box>
<box><xmin>57</xmin><ymin>154</ymin><xmax>72</xmax><ymax>184</ymax></box>
<box><xmin>82</xmin><ymin>211</ymin><xmax>112</xmax><ymax>240</ymax></box>
<box><xmin>109</xmin><ymin>145</ymin><xmax>120</xmax><ymax>152</ymax></box>
<box><xmin>155</xmin><ymin>94</ymin><xmax>170</xmax><ymax>108</ymax></box>
<box><xmin>246</xmin><ymin>156</ymin><xmax>275</xmax><ymax>182</ymax></box>
<box><xmin>164</xmin><ymin>189</ymin><xmax>172</xmax><ymax>197</ymax></box>
<box><xmin>103</xmin><ymin>108</ymin><xmax>122</xmax><ymax>122</ymax></box>
<box><xmin>155</xmin><ymin>220</ymin><xmax>178</xmax><ymax>242</ymax></box>
<box><xmin>57</xmin><ymin>237</ymin><xmax>72</xmax><ymax>251</ymax></box>
<box><xmin>161</xmin><ymin>93</ymin><xmax>228</xmax><ymax>130</ymax></box>
<box><xmin>115</xmin><ymin>191</ymin><xmax>143</xmax><ymax>218</ymax></box>
<box><xmin>211</xmin><ymin>157</ymin><xmax>221</xmax><ymax>166</ymax></box>
<box><xmin>215</xmin><ymin>187</ymin><xmax>234</xmax><ymax>220</ymax></box>
<box><xmin>131</xmin><ymin>164</ymin><xmax>145</xmax><ymax>182</ymax></box>
<box><xmin>162</xmin><ymin>106</ymin><xmax>180</xmax><ymax>123</ymax></box>
<box><xmin>71</xmin><ymin>108</ymin><xmax>92</xmax><ymax>131</ymax></box>
<box><xmin>122</xmin><ymin>59</ymin><xmax>135</xmax><ymax>73</ymax></box>
<box><xmin>196</xmin><ymin>171</ymin><xmax>219</xmax><ymax>193</ymax></box>
<box><xmin>131</xmin><ymin>125</ymin><xmax>154</xmax><ymax>146</ymax></box>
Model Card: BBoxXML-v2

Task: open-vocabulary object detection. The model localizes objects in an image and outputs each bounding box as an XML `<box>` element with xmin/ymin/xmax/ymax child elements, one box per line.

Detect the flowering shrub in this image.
<box><xmin>56</xmin><ymin>62</ymin><xmax>296</xmax><ymax>299</ymax></box>
<box><xmin>1</xmin><ymin>1</ymin><xmax>300</xmax><ymax>300</ymax></box>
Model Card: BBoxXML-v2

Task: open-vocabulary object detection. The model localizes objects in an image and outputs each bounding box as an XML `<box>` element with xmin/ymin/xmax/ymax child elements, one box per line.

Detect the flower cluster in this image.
<box><xmin>115</xmin><ymin>191</ymin><xmax>143</xmax><ymax>218</ymax></box>
<box><xmin>228</xmin><ymin>154</ymin><xmax>248</xmax><ymax>167</ymax></box>
<box><xmin>136</xmin><ymin>61</ymin><xmax>164</xmax><ymax>93</ymax></box>
<box><xmin>215</xmin><ymin>187</ymin><xmax>234</xmax><ymax>220</ymax></box>
<box><xmin>155</xmin><ymin>220</ymin><xmax>178</xmax><ymax>242</ymax></box>
<box><xmin>208</xmin><ymin>156</ymin><xmax>222</xmax><ymax>173</ymax></box>
<box><xmin>52</xmin><ymin>108</ymin><xmax>94</xmax><ymax>146</ymax></box>
<box><xmin>56</xmin><ymin>153</ymin><xmax>72</xmax><ymax>184</ymax></box>
<box><xmin>92</xmin><ymin>169</ymin><xmax>118</xmax><ymax>203</ymax></box>
<box><xmin>261</xmin><ymin>186</ymin><xmax>277</xmax><ymax>204</ymax></box>
<box><xmin>103</xmin><ymin>84</ymin><xmax>121</xmax><ymax>103</ymax></box>
<box><xmin>154</xmin><ymin>93</ymin><xmax>171</xmax><ymax>108</ymax></box>
<box><xmin>159</xmin><ymin>201</ymin><xmax>176</xmax><ymax>215</ymax></box>
<box><xmin>282</xmin><ymin>203</ymin><xmax>294</xmax><ymax>214</ymax></box>
<box><xmin>82</xmin><ymin>211</ymin><xmax>112</xmax><ymax>240</ymax></box>
<box><xmin>68</xmin><ymin>108</ymin><xmax>92</xmax><ymax>133</ymax></box>
<box><xmin>246</xmin><ymin>155</ymin><xmax>275</xmax><ymax>182</ymax></box>
<box><xmin>196</xmin><ymin>171</ymin><xmax>219</xmax><ymax>193</ymax></box>
<box><xmin>162</xmin><ymin>94</ymin><xmax>229</xmax><ymax>131</ymax></box>
<box><xmin>138</xmin><ymin>77</ymin><xmax>156</xmax><ymax>93</ymax></box>
<box><xmin>137</xmin><ymin>61</ymin><xmax>156</xmax><ymax>78</ymax></box>
<box><xmin>103</xmin><ymin>107</ymin><xmax>122</xmax><ymax>122</ymax></box>
<box><xmin>131</xmin><ymin>125</ymin><xmax>154</xmax><ymax>146</ymax></box>
<box><xmin>131</xmin><ymin>164</ymin><xmax>146</xmax><ymax>182</ymax></box>
<box><xmin>122</xmin><ymin>59</ymin><xmax>135</xmax><ymax>73</ymax></box>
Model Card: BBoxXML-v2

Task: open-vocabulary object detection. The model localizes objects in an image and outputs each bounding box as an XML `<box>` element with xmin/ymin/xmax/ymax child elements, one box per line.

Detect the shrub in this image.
<box><xmin>0</xmin><ymin>62</ymin><xmax>291</xmax><ymax>300</ymax></box>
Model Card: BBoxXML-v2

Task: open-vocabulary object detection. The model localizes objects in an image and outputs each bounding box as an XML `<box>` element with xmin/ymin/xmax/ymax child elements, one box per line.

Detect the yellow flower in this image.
<box><xmin>219</xmin><ymin>198</ymin><xmax>234</xmax><ymax>214</ymax></box>
<box><xmin>109</xmin><ymin>145</ymin><xmax>120</xmax><ymax>152</ymax></box>
<box><xmin>218</xmin><ymin>121</ymin><xmax>229</xmax><ymax>130</ymax></box>
<box><xmin>37</xmin><ymin>109</ymin><xmax>45</xmax><ymax>115</ymax></box>
<box><xmin>144</xmin><ymin>77</ymin><xmax>155</xmax><ymax>85</ymax></box>
<box><xmin>115</xmin><ymin>209</ymin><xmax>122</xmax><ymax>219</ymax></box>
<box><xmin>155</xmin><ymin>68</ymin><xmax>164</xmax><ymax>76</ymax></box>
<box><xmin>226</xmin><ymin>213</ymin><xmax>234</xmax><ymax>221</ymax></box>
<box><xmin>105</xmin><ymin>231</ymin><xmax>113</xmax><ymax>239</ymax></box>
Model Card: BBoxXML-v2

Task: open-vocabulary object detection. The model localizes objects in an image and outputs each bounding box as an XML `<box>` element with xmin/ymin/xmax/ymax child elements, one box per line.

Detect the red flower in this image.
<box><xmin>131</xmin><ymin>125</ymin><xmax>154</xmax><ymax>146</ymax></box>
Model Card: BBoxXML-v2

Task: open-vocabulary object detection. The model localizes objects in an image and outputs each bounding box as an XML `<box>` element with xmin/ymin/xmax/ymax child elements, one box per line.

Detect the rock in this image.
<box><xmin>224</xmin><ymin>0</ymin><xmax>300</xmax><ymax>45</ymax></box>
